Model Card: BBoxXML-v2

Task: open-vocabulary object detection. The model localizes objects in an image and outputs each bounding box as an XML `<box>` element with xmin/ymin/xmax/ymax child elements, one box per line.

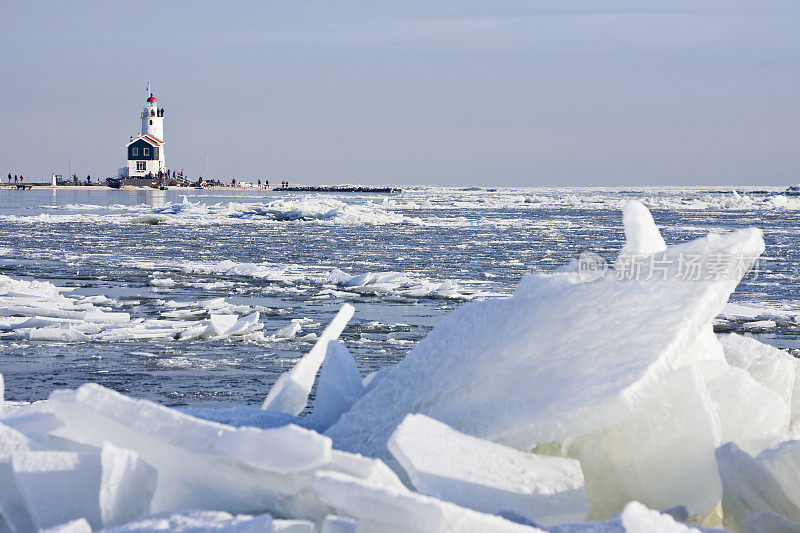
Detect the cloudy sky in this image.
<box><xmin>1</xmin><ymin>1</ymin><xmax>798</xmax><ymax>186</ymax></box>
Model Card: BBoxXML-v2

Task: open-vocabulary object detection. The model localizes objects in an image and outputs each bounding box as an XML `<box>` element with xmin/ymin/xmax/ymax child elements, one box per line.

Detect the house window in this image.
<box><xmin>132</xmin><ymin>147</ymin><xmax>138</xmax><ymax>156</ymax></box>
<box><xmin>149</xmin><ymin>120</ymin><xmax>153</xmax><ymax>125</ymax></box>
<box><xmin>136</xmin><ymin>161</ymin><xmax>146</xmax><ymax>171</ymax></box>
<box><xmin>154</xmin><ymin>147</ymin><xmax>159</xmax><ymax>158</ymax></box>
<box><xmin>143</xmin><ymin>147</ymin><xmax>150</xmax><ymax>156</ymax></box>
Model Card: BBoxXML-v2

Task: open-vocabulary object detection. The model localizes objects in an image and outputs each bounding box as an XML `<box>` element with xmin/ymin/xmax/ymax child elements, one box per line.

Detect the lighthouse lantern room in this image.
<box><xmin>120</xmin><ymin>88</ymin><xmax>167</xmax><ymax>178</ymax></box>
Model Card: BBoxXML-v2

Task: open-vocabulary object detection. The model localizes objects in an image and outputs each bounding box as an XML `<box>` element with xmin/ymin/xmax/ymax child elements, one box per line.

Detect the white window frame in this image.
<box><xmin>143</xmin><ymin>147</ymin><xmax>150</xmax><ymax>156</ymax></box>
<box><xmin>132</xmin><ymin>147</ymin><xmax>138</xmax><ymax>156</ymax></box>
<box><xmin>154</xmin><ymin>147</ymin><xmax>159</xmax><ymax>158</ymax></box>
<box><xmin>136</xmin><ymin>161</ymin><xmax>146</xmax><ymax>171</ymax></box>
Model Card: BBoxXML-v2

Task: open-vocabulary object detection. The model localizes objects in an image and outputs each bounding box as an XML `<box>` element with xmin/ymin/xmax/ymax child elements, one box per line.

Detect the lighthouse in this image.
<box><xmin>120</xmin><ymin>90</ymin><xmax>167</xmax><ymax>179</ymax></box>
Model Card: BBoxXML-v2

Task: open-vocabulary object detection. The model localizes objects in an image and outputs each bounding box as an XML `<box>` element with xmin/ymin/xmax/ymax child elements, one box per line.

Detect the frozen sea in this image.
<box><xmin>0</xmin><ymin>186</ymin><xmax>798</xmax><ymax>408</ymax></box>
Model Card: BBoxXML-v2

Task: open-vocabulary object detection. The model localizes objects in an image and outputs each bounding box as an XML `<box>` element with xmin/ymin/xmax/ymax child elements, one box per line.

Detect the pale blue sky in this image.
<box><xmin>1</xmin><ymin>1</ymin><xmax>798</xmax><ymax>185</ymax></box>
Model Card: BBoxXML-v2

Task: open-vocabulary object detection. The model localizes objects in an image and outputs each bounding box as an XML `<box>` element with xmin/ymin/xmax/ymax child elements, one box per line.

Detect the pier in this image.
<box><xmin>274</xmin><ymin>186</ymin><xmax>401</xmax><ymax>193</ymax></box>
<box><xmin>0</xmin><ymin>182</ymin><xmax>402</xmax><ymax>193</ymax></box>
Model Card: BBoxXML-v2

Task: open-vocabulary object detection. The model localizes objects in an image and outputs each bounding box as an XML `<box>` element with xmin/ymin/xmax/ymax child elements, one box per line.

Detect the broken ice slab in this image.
<box><xmin>541</xmin><ymin>366</ymin><xmax>722</xmax><ymax>519</ymax></box>
<box><xmin>262</xmin><ymin>304</ymin><xmax>354</xmax><ymax>415</ymax></box>
<box><xmin>0</xmin><ymin>422</ymin><xmax>37</xmax><ymax>533</ymax></box>
<box><xmin>387</xmin><ymin>413</ymin><xmax>588</xmax><ymax>526</ymax></box>
<box><xmin>757</xmin><ymin>440</ymin><xmax>800</xmax><ymax>512</ymax></box>
<box><xmin>719</xmin><ymin>333</ymin><xmax>800</xmax><ymax>424</ymax></box>
<box><xmin>706</xmin><ymin>366</ymin><xmax>789</xmax><ymax>455</ymax></box>
<box><xmin>11</xmin><ymin>451</ymin><xmax>103</xmax><ymax>530</ymax></box>
<box><xmin>320</xmin><ymin>515</ymin><xmax>358</xmax><ymax>533</ymax></box>
<box><xmin>716</xmin><ymin>441</ymin><xmax>800</xmax><ymax>530</ymax></box>
<box><xmin>327</xmin><ymin>225</ymin><xmax>764</xmax><ymax>459</ymax></box>
<box><xmin>616</xmin><ymin>200</ymin><xmax>667</xmax><ymax>258</ymax></box>
<box><xmin>310</xmin><ymin>470</ymin><xmax>543</xmax><ymax>532</ymax></box>
<box><xmin>227</xmin><ymin>311</ymin><xmax>262</xmax><ymax>335</ymax></box>
<box><xmin>304</xmin><ymin>340</ymin><xmax>365</xmax><ymax>431</ymax></box>
<box><xmin>47</xmin><ymin>383</ymin><xmax>333</xmax><ymax>518</ymax></box>
<box><xmin>181</xmin><ymin>406</ymin><xmax>300</xmax><ymax>429</ymax></box>
<box><xmin>99</xmin><ymin>442</ymin><xmax>157</xmax><ymax>528</ymax></box>
<box><xmin>208</xmin><ymin>314</ymin><xmax>238</xmax><ymax>335</ymax></box>
<box><xmin>328</xmin><ymin>450</ymin><xmax>407</xmax><ymax>491</ymax></box>
<box><xmin>48</xmin><ymin>384</ymin><xmax>331</xmax><ymax>473</ymax></box>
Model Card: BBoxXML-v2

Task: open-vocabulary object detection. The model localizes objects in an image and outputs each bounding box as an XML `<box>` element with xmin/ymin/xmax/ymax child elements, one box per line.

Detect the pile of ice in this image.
<box><xmin>313</xmin><ymin>269</ymin><xmax>480</xmax><ymax>300</ymax></box>
<box><xmin>2</xmin><ymin>201</ymin><xmax>800</xmax><ymax>532</ymax></box>
<box><xmin>140</xmin><ymin>197</ymin><xmax>419</xmax><ymax>225</ymax></box>
<box><xmin>9</xmin><ymin>196</ymin><xmax>422</xmax><ymax>226</ymax></box>
<box><xmin>0</xmin><ymin>262</ymin><xmax>482</xmax><ymax>345</ymax></box>
<box><xmin>235</xmin><ymin>198</ymin><xmax>418</xmax><ymax>225</ymax></box>
<box><xmin>716</xmin><ymin>302</ymin><xmax>800</xmax><ymax>335</ymax></box>
<box><xmin>137</xmin><ymin>259</ymin><xmax>486</xmax><ymax>301</ymax></box>
<box><xmin>0</xmin><ymin>279</ymin><xmax>266</xmax><ymax>343</ymax></box>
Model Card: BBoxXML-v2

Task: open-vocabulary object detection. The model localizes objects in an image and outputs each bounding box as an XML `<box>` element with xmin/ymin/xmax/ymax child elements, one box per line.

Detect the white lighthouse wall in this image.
<box><xmin>127</xmin><ymin>158</ymin><xmax>165</xmax><ymax>178</ymax></box>
<box><xmin>142</xmin><ymin>106</ymin><xmax>164</xmax><ymax>141</ymax></box>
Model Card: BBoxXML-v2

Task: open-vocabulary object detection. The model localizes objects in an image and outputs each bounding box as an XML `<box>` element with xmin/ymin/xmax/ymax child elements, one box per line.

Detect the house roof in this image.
<box><xmin>126</xmin><ymin>134</ymin><xmax>164</xmax><ymax>147</ymax></box>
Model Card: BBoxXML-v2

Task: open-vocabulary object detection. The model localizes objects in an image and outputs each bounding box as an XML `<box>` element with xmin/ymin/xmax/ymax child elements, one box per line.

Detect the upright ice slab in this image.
<box><xmin>617</xmin><ymin>200</ymin><xmax>667</xmax><ymax>257</ymax></box>
<box><xmin>262</xmin><ymin>304</ymin><xmax>355</xmax><ymax>415</ymax></box>
<box><xmin>552</xmin><ymin>366</ymin><xmax>722</xmax><ymax>519</ymax></box>
<box><xmin>388</xmin><ymin>414</ymin><xmax>588</xmax><ymax>526</ymax></box>
<box><xmin>304</xmin><ymin>340</ymin><xmax>365</xmax><ymax>431</ymax></box>
<box><xmin>715</xmin><ymin>442</ymin><xmax>800</xmax><ymax>530</ymax></box>
<box><xmin>11</xmin><ymin>451</ymin><xmax>103</xmax><ymax>530</ymax></box>
<box><xmin>719</xmin><ymin>333</ymin><xmax>800</xmax><ymax>424</ymax></box>
<box><xmin>99</xmin><ymin>442</ymin><xmax>157</xmax><ymax>528</ymax></box>
<box><xmin>0</xmin><ymin>422</ymin><xmax>37</xmax><ymax>533</ymax></box>
<box><xmin>327</xmin><ymin>224</ymin><xmax>764</xmax><ymax>458</ymax></box>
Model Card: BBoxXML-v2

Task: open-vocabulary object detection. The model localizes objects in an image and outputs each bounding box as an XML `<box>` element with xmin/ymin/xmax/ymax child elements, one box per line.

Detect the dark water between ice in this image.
<box><xmin>0</xmin><ymin>186</ymin><xmax>798</xmax><ymax>407</ymax></box>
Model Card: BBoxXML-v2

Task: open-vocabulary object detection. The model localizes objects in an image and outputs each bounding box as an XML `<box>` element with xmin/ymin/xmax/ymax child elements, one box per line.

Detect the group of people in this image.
<box><xmin>6</xmin><ymin>173</ymin><xmax>24</xmax><ymax>184</ymax></box>
<box><xmin>251</xmin><ymin>179</ymin><xmax>289</xmax><ymax>189</ymax></box>
<box><xmin>145</xmin><ymin>169</ymin><xmax>184</xmax><ymax>180</ymax></box>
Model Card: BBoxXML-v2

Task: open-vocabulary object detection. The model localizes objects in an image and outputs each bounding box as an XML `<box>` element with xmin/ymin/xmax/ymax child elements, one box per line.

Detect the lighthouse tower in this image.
<box><xmin>121</xmin><ymin>90</ymin><xmax>167</xmax><ymax>178</ymax></box>
<box><xmin>142</xmin><ymin>93</ymin><xmax>164</xmax><ymax>140</ymax></box>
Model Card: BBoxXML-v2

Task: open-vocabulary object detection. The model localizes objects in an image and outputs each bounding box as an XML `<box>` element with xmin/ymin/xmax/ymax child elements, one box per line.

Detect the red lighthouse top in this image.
<box><xmin>147</xmin><ymin>93</ymin><xmax>157</xmax><ymax>103</ymax></box>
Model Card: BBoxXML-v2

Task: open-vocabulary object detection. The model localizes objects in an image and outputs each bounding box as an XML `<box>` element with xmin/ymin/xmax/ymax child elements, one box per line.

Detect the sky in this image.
<box><xmin>0</xmin><ymin>1</ymin><xmax>798</xmax><ymax>186</ymax></box>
